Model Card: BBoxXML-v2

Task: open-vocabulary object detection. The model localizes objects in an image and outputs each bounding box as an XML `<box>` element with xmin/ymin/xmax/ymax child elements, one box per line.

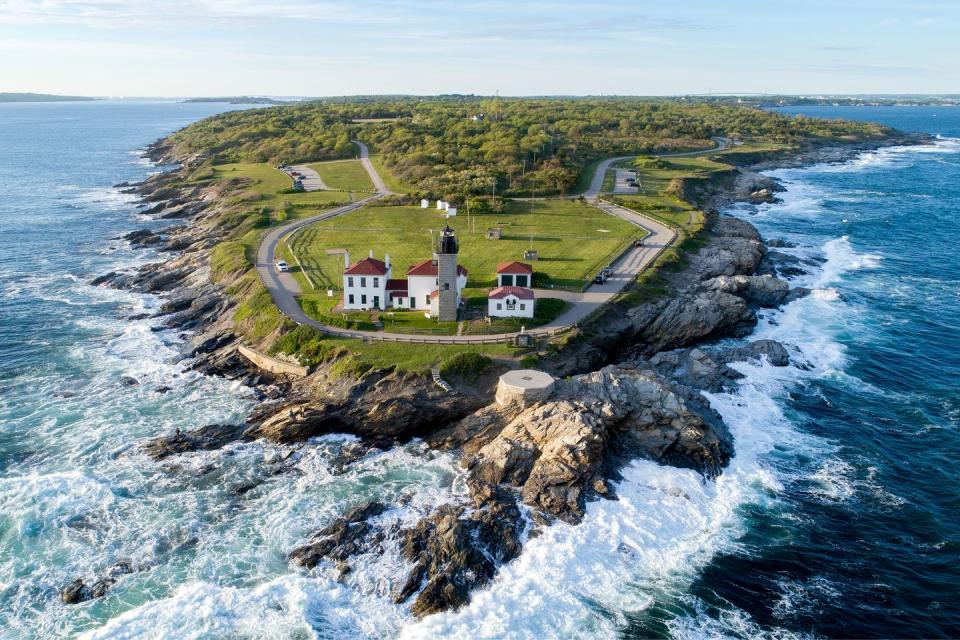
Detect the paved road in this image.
<box><xmin>283</xmin><ymin>165</ymin><xmax>327</xmax><ymax>191</ymax></box>
<box><xmin>352</xmin><ymin>140</ymin><xmax>391</xmax><ymax>194</ymax></box>
<box><xmin>253</xmin><ymin>138</ymin><xmax>732</xmax><ymax>344</ymax></box>
<box><xmin>583</xmin><ymin>136</ymin><xmax>730</xmax><ymax>200</ymax></box>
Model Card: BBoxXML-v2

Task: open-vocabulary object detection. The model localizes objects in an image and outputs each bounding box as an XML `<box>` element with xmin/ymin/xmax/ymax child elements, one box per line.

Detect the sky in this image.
<box><xmin>0</xmin><ymin>0</ymin><xmax>958</xmax><ymax>97</ymax></box>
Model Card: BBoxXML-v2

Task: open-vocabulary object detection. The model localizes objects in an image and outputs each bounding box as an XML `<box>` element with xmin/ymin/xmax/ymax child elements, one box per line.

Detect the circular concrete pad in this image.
<box><xmin>496</xmin><ymin>369</ymin><xmax>556</xmax><ymax>407</ymax></box>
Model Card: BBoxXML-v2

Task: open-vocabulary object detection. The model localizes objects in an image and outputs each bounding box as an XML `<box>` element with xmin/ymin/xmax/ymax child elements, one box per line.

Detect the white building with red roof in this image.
<box><xmin>488</xmin><ymin>285</ymin><xmax>535</xmax><ymax>318</ymax></box>
<box><xmin>342</xmin><ymin>250</ymin><xmax>391</xmax><ymax>311</ymax></box>
<box><xmin>488</xmin><ymin>261</ymin><xmax>535</xmax><ymax>318</ymax></box>
<box><xmin>342</xmin><ymin>250</ymin><xmax>468</xmax><ymax>314</ymax></box>
<box><xmin>495</xmin><ymin>261</ymin><xmax>533</xmax><ymax>288</ymax></box>
<box><xmin>406</xmin><ymin>258</ymin><xmax>468</xmax><ymax>311</ymax></box>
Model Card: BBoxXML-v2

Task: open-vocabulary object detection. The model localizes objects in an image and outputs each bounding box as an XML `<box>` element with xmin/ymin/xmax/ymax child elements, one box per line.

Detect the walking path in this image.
<box><xmin>255</xmin><ymin>139</ymin><xmax>727</xmax><ymax>344</ymax></box>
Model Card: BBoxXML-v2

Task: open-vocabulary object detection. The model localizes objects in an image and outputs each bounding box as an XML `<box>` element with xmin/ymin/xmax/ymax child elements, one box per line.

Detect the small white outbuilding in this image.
<box><xmin>488</xmin><ymin>286</ymin><xmax>535</xmax><ymax>318</ymax></box>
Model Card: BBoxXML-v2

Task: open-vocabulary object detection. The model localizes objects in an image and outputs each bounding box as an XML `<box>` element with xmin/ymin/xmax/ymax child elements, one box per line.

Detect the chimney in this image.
<box><xmin>369</xmin><ymin>249</ymin><xmax>374</xmax><ymax>259</ymax></box>
<box><xmin>385</xmin><ymin>253</ymin><xmax>391</xmax><ymax>269</ymax></box>
<box><xmin>344</xmin><ymin>251</ymin><xmax>350</xmax><ymax>268</ymax></box>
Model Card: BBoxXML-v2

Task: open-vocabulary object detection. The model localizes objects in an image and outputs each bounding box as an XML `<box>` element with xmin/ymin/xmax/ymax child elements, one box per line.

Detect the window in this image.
<box><xmin>516</xmin><ymin>275</ymin><xmax>528</xmax><ymax>287</ymax></box>
<box><xmin>348</xmin><ymin>294</ymin><xmax>354</xmax><ymax>304</ymax></box>
<box><xmin>496</xmin><ymin>303</ymin><xmax>502</xmax><ymax>310</ymax></box>
<box><xmin>520</xmin><ymin>303</ymin><xmax>526</xmax><ymax>310</ymax></box>
<box><xmin>360</xmin><ymin>277</ymin><xmax>366</xmax><ymax>287</ymax></box>
<box><xmin>373</xmin><ymin>277</ymin><xmax>379</xmax><ymax>288</ymax></box>
<box><xmin>361</xmin><ymin>294</ymin><xmax>367</xmax><ymax>305</ymax></box>
<box><xmin>501</xmin><ymin>274</ymin><xmax>513</xmax><ymax>286</ymax></box>
<box><xmin>505</xmin><ymin>297</ymin><xmax>516</xmax><ymax>310</ymax></box>
<box><xmin>443</xmin><ymin>282</ymin><xmax>450</xmax><ymax>290</ymax></box>
<box><xmin>347</xmin><ymin>277</ymin><xmax>354</xmax><ymax>287</ymax></box>
<box><xmin>425</xmin><ymin>295</ymin><xmax>430</xmax><ymax>306</ymax></box>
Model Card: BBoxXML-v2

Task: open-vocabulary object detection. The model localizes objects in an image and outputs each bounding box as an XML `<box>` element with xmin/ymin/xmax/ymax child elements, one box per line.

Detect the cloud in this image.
<box><xmin>0</xmin><ymin>0</ymin><xmax>393</xmax><ymax>25</ymax></box>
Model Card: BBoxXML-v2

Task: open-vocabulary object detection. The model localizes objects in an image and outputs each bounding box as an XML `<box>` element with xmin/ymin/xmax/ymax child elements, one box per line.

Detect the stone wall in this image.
<box><xmin>237</xmin><ymin>345</ymin><xmax>310</xmax><ymax>378</ymax></box>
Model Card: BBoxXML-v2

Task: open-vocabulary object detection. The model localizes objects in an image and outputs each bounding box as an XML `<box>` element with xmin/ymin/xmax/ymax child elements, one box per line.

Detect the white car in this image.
<box><xmin>275</xmin><ymin>260</ymin><xmax>290</xmax><ymax>272</ymax></box>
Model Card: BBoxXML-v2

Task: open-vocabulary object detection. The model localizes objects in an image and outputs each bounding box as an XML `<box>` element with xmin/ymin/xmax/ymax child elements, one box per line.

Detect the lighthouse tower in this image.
<box><xmin>436</xmin><ymin>225</ymin><xmax>459</xmax><ymax>322</ymax></box>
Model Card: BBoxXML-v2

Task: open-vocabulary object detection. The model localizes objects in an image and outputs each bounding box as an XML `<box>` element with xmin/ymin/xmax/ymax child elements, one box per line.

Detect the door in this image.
<box><xmin>373</xmin><ymin>295</ymin><xmax>380</xmax><ymax>309</ymax></box>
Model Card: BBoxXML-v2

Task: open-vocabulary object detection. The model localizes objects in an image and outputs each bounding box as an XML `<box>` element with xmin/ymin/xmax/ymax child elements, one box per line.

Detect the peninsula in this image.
<box><xmin>87</xmin><ymin>96</ymin><xmax>921</xmax><ymax>615</ymax></box>
<box><xmin>0</xmin><ymin>92</ymin><xmax>97</xmax><ymax>102</ymax></box>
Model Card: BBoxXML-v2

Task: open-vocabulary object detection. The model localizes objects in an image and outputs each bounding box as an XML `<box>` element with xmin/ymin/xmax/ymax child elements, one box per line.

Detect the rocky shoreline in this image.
<box><xmin>80</xmin><ymin>132</ymin><xmax>927</xmax><ymax>612</ymax></box>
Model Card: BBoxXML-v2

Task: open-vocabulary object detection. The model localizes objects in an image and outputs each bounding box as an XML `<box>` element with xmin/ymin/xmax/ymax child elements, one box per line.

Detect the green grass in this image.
<box><xmin>290</xmin><ymin>199</ymin><xmax>643</xmax><ymax>292</ymax></box>
<box><xmin>369</xmin><ymin>155</ymin><xmax>414</xmax><ymax>194</ymax></box>
<box><xmin>211</xmin><ymin>163</ymin><xmax>353</xmax><ymax>211</ymax></box>
<box><xmin>324</xmin><ymin>338</ymin><xmax>517</xmax><ymax>374</ymax></box>
<box><xmin>308</xmin><ymin>160</ymin><xmax>375</xmax><ymax>192</ymax></box>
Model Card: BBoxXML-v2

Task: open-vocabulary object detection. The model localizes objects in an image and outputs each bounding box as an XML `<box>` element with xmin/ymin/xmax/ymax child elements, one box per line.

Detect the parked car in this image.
<box><xmin>601</xmin><ymin>266</ymin><xmax>613</xmax><ymax>277</ymax></box>
<box><xmin>593</xmin><ymin>273</ymin><xmax>607</xmax><ymax>285</ymax></box>
<box><xmin>275</xmin><ymin>260</ymin><xmax>290</xmax><ymax>272</ymax></box>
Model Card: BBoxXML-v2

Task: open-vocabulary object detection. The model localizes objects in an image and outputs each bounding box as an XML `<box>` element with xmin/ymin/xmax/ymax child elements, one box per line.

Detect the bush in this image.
<box><xmin>439</xmin><ymin>352</ymin><xmax>492</xmax><ymax>379</ymax></box>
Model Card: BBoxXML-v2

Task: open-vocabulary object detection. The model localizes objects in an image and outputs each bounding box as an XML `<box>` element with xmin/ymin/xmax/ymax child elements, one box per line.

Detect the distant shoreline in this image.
<box><xmin>0</xmin><ymin>92</ymin><xmax>97</xmax><ymax>103</ymax></box>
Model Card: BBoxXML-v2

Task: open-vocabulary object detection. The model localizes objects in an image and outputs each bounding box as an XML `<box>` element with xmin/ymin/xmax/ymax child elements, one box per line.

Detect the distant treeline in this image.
<box><xmin>165</xmin><ymin>96</ymin><xmax>895</xmax><ymax>199</ymax></box>
<box><xmin>0</xmin><ymin>92</ymin><xmax>97</xmax><ymax>103</ymax></box>
<box><xmin>182</xmin><ymin>97</ymin><xmax>290</xmax><ymax>105</ymax></box>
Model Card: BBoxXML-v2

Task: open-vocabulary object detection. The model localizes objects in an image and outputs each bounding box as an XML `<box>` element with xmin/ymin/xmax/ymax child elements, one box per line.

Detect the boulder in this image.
<box><xmin>701</xmin><ymin>274</ymin><xmax>792</xmax><ymax>307</ymax></box>
<box><xmin>627</xmin><ymin>291</ymin><xmax>756</xmax><ymax>356</ymax></box>
<box><xmin>720</xmin><ymin>339</ymin><xmax>790</xmax><ymax>367</ymax></box>
<box><xmin>140</xmin><ymin>423</ymin><xmax>249</xmax><ymax>460</ymax></box>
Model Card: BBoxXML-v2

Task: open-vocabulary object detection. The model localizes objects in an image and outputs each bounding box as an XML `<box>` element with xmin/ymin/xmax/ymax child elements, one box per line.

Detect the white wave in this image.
<box><xmin>69</xmin><ymin>186</ymin><xmax>140</xmax><ymax>211</ymax></box>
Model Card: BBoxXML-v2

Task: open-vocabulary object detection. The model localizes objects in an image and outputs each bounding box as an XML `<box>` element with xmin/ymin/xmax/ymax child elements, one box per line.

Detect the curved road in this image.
<box><xmin>255</xmin><ymin>139</ymin><xmax>728</xmax><ymax>344</ymax></box>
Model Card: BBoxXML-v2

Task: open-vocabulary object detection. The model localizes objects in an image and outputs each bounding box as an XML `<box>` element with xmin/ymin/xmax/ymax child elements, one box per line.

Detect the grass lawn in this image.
<box><xmin>308</xmin><ymin>160</ymin><xmax>375</xmax><ymax>192</ymax></box>
<box><xmin>289</xmin><ymin>199</ymin><xmax>643</xmax><ymax>292</ymax></box>
<box><xmin>325</xmin><ymin>337</ymin><xmax>519</xmax><ymax>374</ymax></box>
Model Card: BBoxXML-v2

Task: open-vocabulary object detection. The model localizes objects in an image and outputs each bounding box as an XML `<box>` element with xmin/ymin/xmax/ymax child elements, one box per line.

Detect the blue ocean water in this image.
<box><xmin>0</xmin><ymin>102</ymin><xmax>958</xmax><ymax>638</ymax></box>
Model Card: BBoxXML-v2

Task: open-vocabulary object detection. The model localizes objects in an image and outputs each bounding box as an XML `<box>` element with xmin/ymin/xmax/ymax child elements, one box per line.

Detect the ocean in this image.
<box><xmin>0</xmin><ymin>102</ymin><xmax>958</xmax><ymax>638</ymax></box>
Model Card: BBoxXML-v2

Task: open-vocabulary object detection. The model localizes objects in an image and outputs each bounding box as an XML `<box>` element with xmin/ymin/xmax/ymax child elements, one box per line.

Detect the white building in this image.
<box><xmin>488</xmin><ymin>286</ymin><xmax>535</xmax><ymax>318</ymax></box>
<box><xmin>420</xmin><ymin>198</ymin><xmax>430</xmax><ymax>208</ymax></box>
<box><xmin>342</xmin><ymin>249</ymin><xmax>468</xmax><ymax>314</ymax></box>
<box><xmin>342</xmin><ymin>251</ymin><xmax>391</xmax><ymax>311</ymax></box>
<box><xmin>406</xmin><ymin>258</ymin><xmax>468</xmax><ymax>311</ymax></box>
<box><xmin>495</xmin><ymin>261</ymin><xmax>533</xmax><ymax>287</ymax></box>
<box><xmin>487</xmin><ymin>261</ymin><xmax>535</xmax><ymax>318</ymax></box>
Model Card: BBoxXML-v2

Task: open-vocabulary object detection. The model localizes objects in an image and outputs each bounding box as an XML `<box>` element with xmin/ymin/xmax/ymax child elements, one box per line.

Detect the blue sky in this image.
<box><xmin>0</xmin><ymin>0</ymin><xmax>957</xmax><ymax>97</ymax></box>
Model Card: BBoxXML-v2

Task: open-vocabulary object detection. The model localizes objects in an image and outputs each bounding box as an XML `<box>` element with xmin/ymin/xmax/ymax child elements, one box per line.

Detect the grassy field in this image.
<box><xmin>288</xmin><ymin>199</ymin><xmax>643</xmax><ymax>291</ymax></box>
<box><xmin>308</xmin><ymin>160</ymin><xmax>375</xmax><ymax>192</ymax></box>
<box><xmin>210</xmin><ymin>163</ymin><xmax>353</xmax><ymax>210</ymax></box>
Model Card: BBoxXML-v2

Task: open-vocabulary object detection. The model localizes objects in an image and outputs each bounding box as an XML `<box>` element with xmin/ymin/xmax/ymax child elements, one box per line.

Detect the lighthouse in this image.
<box><xmin>436</xmin><ymin>225</ymin><xmax>459</xmax><ymax>322</ymax></box>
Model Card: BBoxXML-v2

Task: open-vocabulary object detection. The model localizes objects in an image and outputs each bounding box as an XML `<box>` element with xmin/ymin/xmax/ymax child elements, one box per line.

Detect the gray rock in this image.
<box><xmin>720</xmin><ymin>339</ymin><xmax>790</xmax><ymax>367</ymax></box>
<box><xmin>701</xmin><ymin>274</ymin><xmax>791</xmax><ymax>307</ymax></box>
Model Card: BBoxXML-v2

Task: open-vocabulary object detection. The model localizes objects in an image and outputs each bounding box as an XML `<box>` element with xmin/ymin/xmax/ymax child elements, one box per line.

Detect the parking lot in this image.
<box><xmin>613</xmin><ymin>168</ymin><xmax>640</xmax><ymax>194</ymax></box>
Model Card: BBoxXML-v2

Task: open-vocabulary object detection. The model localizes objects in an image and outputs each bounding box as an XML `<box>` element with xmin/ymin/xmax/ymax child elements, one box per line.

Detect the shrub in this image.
<box><xmin>439</xmin><ymin>352</ymin><xmax>492</xmax><ymax>379</ymax></box>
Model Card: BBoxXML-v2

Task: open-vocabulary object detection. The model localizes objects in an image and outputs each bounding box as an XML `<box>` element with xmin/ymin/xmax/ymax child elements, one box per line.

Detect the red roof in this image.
<box><xmin>496</xmin><ymin>261</ymin><xmax>533</xmax><ymax>275</ymax></box>
<box><xmin>406</xmin><ymin>259</ymin><xmax>468</xmax><ymax>277</ymax></box>
<box><xmin>344</xmin><ymin>257</ymin><xmax>388</xmax><ymax>276</ymax></box>
<box><xmin>488</xmin><ymin>286</ymin><xmax>535</xmax><ymax>300</ymax></box>
<box><xmin>385</xmin><ymin>278</ymin><xmax>408</xmax><ymax>292</ymax></box>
